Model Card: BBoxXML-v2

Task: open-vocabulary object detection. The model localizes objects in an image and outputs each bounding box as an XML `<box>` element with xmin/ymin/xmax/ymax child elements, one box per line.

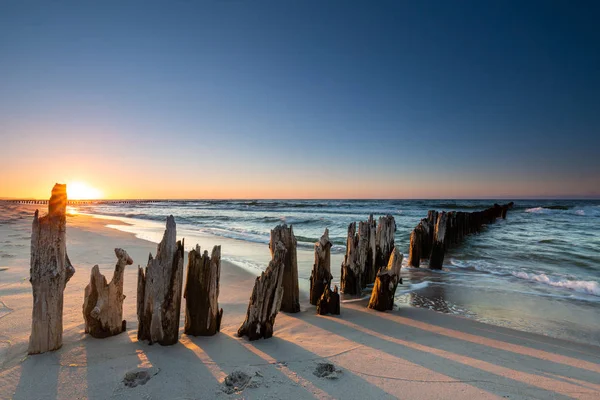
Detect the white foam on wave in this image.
<box><xmin>512</xmin><ymin>271</ymin><xmax>600</xmax><ymax>297</ymax></box>
<box><xmin>525</xmin><ymin>207</ymin><xmax>548</xmax><ymax>214</ymax></box>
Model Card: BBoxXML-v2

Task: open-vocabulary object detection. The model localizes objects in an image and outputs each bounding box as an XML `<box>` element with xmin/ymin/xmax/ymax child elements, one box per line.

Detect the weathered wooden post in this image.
<box><xmin>374</xmin><ymin>215</ymin><xmax>396</xmax><ymax>279</ymax></box>
<box><xmin>429</xmin><ymin>212</ymin><xmax>447</xmax><ymax>269</ymax></box>
<box><xmin>309</xmin><ymin>229</ymin><xmax>333</xmax><ymax>306</ymax></box>
<box><xmin>83</xmin><ymin>248</ymin><xmax>132</xmax><ymax>338</ymax></box>
<box><xmin>238</xmin><ymin>242</ymin><xmax>286</xmax><ymax>340</ymax></box>
<box><xmin>368</xmin><ymin>248</ymin><xmax>403</xmax><ymax>311</ymax></box>
<box><xmin>137</xmin><ymin>216</ymin><xmax>184</xmax><ymax>345</ymax></box>
<box><xmin>340</xmin><ymin>222</ymin><xmax>359</xmax><ymax>294</ymax></box>
<box><xmin>341</xmin><ymin>215</ymin><xmax>381</xmax><ymax>294</ymax></box>
<box><xmin>317</xmin><ymin>285</ymin><xmax>340</xmax><ymax>315</ymax></box>
<box><xmin>358</xmin><ymin>215</ymin><xmax>377</xmax><ymax>285</ymax></box>
<box><xmin>184</xmin><ymin>245</ymin><xmax>223</xmax><ymax>336</ymax></box>
<box><xmin>408</xmin><ymin>221</ymin><xmax>424</xmax><ymax>267</ymax></box>
<box><xmin>29</xmin><ymin>184</ymin><xmax>75</xmax><ymax>354</ymax></box>
<box><xmin>270</xmin><ymin>224</ymin><xmax>299</xmax><ymax>313</ymax></box>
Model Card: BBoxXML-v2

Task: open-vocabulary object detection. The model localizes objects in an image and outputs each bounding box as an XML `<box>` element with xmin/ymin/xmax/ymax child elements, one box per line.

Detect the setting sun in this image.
<box><xmin>67</xmin><ymin>182</ymin><xmax>102</xmax><ymax>200</ymax></box>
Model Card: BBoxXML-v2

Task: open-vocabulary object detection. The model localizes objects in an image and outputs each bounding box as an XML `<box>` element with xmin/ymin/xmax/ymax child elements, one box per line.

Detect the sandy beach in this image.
<box><xmin>1</xmin><ymin>203</ymin><xmax>599</xmax><ymax>399</ymax></box>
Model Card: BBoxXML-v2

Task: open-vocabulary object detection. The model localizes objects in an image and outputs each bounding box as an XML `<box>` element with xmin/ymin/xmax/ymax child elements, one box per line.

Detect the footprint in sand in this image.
<box><xmin>123</xmin><ymin>367</ymin><xmax>160</xmax><ymax>388</ymax></box>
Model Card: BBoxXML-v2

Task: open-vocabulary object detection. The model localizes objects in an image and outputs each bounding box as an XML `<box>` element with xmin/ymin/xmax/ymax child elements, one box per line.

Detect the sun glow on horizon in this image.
<box><xmin>67</xmin><ymin>182</ymin><xmax>103</xmax><ymax>200</ymax></box>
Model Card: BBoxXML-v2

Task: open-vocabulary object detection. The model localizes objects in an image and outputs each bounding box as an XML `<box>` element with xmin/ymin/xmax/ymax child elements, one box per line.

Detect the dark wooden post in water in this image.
<box><xmin>270</xmin><ymin>224</ymin><xmax>300</xmax><ymax>313</ymax></box>
<box><xmin>83</xmin><ymin>248</ymin><xmax>132</xmax><ymax>338</ymax></box>
<box><xmin>368</xmin><ymin>248</ymin><xmax>403</xmax><ymax>311</ymax></box>
<box><xmin>29</xmin><ymin>184</ymin><xmax>75</xmax><ymax>354</ymax></box>
<box><xmin>137</xmin><ymin>216</ymin><xmax>184</xmax><ymax>345</ymax></box>
<box><xmin>429</xmin><ymin>211</ymin><xmax>447</xmax><ymax>269</ymax></box>
<box><xmin>309</xmin><ymin>229</ymin><xmax>333</xmax><ymax>306</ymax></box>
<box><xmin>238</xmin><ymin>242</ymin><xmax>286</xmax><ymax>340</ymax></box>
<box><xmin>184</xmin><ymin>245</ymin><xmax>222</xmax><ymax>336</ymax></box>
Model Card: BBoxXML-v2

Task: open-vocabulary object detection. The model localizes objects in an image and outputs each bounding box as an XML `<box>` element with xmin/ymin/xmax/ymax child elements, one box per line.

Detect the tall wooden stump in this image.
<box><xmin>29</xmin><ymin>184</ymin><xmax>75</xmax><ymax>354</ymax></box>
<box><xmin>137</xmin><ymin>216</ymin><xmax>184</xmax><ymax>345</ymax></box>
<box><xmin>340</xmin><ymin>222</ymin><xmax>359</xmax><ymax>294</ymax></box>
<box><xmin>408</xmin><ymin>221</ymin><xmax>424</xmax><ymax>268</ymax></box>
<box><xmin>83</xmin><ymin>248</ymin><xmax>133</xmax><ymax>338</ymax></box>
<box><xmin>184</xmin><ymin>245</ymin><xmax>223</xmax><ymax>336</ymax></box>
<box><xmin>358</xmin><ymin>215</ymin><xmax>377</xmax><ymax>285</ymax></box>
<box><xmin>368</xmin><ymin>248</ymin><xmax>403</xmax><ymax>311</ymax></box>
<box><xmin>238</xmin><ymin>242</ymin><xmax>287</xmax><ymax>340</ymax></box>
<box><xmin>309</xmin><ymin>229</ymin><xmax>333</xmax><ymax>306</ymax></box>
<box><xmin>375</xmin><ymin>215</ymin><xmax>396</xmax><ymax>275</ymax></box>
<box><xmin>341</xmin><ymin>216</ymin><xmax>378</xmax><ymax>295</ymax></box>
<box><xmin>270</xmin><ymin>224</ymin><xmax>299</xmax><ymax>313</ymax></box>
<box><xmin>429</xmin><ymin>212</ymin><xmax>447</xmax><ymax>269</ymax></box>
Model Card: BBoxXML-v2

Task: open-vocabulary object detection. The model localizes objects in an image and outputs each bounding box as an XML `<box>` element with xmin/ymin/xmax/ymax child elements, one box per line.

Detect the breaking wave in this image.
<box><xmin>511</xmin><ymin>271</ymin><xmax>600</xmax><ymax>297</ymax></box>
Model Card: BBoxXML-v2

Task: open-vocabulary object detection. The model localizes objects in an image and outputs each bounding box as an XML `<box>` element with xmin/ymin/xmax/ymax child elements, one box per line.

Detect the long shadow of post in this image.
<box><xmin>197</xmin><ymin>330</ymin><xmax>395</xmax><ymax>399</ymax></box>
<box><xmin>292</xmin><ymin>311</ymin><xmax>574</xmax><ymax>400</ymax></box>
<box><xmin>346</xmin><ymin>305</ymin><xmax>600</xmax><ymax>387</ymax></box>
<box><xmin>12</xmin><ymin>351</ymin><xmax>60</xmax><ymax>400</ymax></box>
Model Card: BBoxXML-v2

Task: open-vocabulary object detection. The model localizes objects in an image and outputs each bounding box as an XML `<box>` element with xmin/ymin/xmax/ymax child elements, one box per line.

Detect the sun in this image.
<box><xmin>67</xmin><ymin>182</ymin><xmax>102</xmax><ymax>200</ymax></box>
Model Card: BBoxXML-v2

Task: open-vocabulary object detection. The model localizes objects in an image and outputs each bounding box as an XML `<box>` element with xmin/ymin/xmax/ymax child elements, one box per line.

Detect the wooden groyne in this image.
<box><xmin>408</xmin><ymin>202</ymin><xmax>514</xmax><ymax>269</ymax></box>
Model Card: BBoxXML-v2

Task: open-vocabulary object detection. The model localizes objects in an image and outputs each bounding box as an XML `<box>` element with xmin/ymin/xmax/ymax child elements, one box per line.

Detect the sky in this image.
<box><xmin>0</xmin><ymin>0</ymin><xmax>599</xmax><ymax>199</ymax></box>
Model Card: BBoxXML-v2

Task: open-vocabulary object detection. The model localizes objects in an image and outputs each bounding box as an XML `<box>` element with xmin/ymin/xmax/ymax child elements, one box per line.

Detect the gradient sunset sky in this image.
<box><xmin>1</xmin><ymin>1</ymin><xmax>599</xmax><ymax>199</ymax></box>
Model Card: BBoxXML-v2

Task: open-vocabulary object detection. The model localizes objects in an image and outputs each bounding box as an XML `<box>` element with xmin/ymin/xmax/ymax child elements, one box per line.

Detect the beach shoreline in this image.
<box><xmin>1</xmin><ymin>203</ymin><xmax>599</xmax><ymax>399</ymax></box>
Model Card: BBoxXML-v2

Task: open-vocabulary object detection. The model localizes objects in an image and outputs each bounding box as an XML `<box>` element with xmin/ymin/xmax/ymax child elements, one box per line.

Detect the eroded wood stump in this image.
<box><xmin>238</xmin><ymin>242</ymin><xmax>286</xmax><ymax>340</ymax></box>
<box><xmin>317</xmin><ymin>285</ymin><xmax>340</xmax><ymax>315</ymax></box>
<box><xmin>184</xmin><ymin>245</ymin><xmax>223</xmax><ymax>336</ymax></box>
<box><xmin>408</xmin><ymin>220</ymin><xmax>426</xmax><ymax>268</ymax></box>
<box><xmin>358</xmin><ymin>215</ymin><xmax>377</xmax><ymax>285</ymax></box>
<box><xmin>137</xmin><ymin>216</ymin><xmax>184</xmax><ymax>345</ymax></box>
<box><xmin>374</xmin><ymin>215</ymin><xmax>396</xmax><ymax>277</ymax></box>
<box><xmin>309</xmin><ymin>228</ymin><xmax>333</xmax><ymax>306</ymax></box>
<box><xmin>429</xmin><ymin>212</ymin><xmax>447</xmax><ymax>269</ymax></box>
<box><xmin>368</xmin><ymin>248</ymin><xmax>403</xmax><ymax>311</ymax></box>
<box><xmin>29</xmin><ymin>184</ymin><xmax>75</xmax><ymax>354</ymax></box>
<box><xmin>83</xmin><ymin>248</ymin><xmax>132</xmax><ymax>338</ymax></box>
<box><xmin>270</xmin><ymin>224</ymin><xmax>299</xmax><ymax>313</ymax></box>
<box><xmin>341</xmin><ymin>216</ymin><xmax>377</xmax><ymax>295</ymax></box>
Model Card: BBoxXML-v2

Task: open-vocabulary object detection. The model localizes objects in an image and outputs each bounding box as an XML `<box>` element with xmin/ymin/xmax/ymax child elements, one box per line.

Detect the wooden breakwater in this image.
<box><xmin>408</xmin><ymin>202</ymin><xmax>514</xmax><ymax>269</ymax></box>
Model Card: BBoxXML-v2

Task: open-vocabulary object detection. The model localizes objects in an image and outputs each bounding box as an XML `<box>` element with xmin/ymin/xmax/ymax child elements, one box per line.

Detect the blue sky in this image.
<box><xmin>1</xmin><ymin>1</ymin><xmax>599</xmax><ymax>198</ymax></box>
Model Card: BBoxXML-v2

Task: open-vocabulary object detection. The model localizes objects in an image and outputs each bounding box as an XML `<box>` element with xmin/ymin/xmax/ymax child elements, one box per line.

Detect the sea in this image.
<box><xmin>74</xmin><ymin>199</ymin><xmax>600</xmax><ymax>345</ymax></box>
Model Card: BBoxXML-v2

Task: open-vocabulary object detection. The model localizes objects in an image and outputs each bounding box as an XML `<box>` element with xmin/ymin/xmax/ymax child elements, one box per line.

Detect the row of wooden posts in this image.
<box><xmin>27</xmin><ymin>183</ymin><xmax>510</xmax><ymax>354</ymax></box>
<box><xmin>407</xmin><ymin>202</ymin><xmax>514</xmax><ymax>269</ymax></box>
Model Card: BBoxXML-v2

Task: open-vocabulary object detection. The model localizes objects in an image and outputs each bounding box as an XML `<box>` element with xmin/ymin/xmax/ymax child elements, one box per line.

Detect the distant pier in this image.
<box><xmin>0</xmin><ymin>199</ymin><xmax>166</xmax><ymax>205</ymax></box>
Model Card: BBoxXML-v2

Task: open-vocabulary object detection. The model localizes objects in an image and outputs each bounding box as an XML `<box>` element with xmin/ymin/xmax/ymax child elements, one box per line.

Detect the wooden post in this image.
<box><xmin>83</xmin><ymin>248</ymin><xmax>132</xmax><ymax>338</ymax></box>
<box><xmin>238</xmin><ymin>242</ymin><xmax>286</xmax><ymax>340</ymax></box>
<box><xmin>429</xmin><ymin>212</ymin><xmax>447</xmax><ymax>269</ymax></box>
<box><xmin>28</xmin><ymin>184</ymin><xmax>75</xmax><ymax>354</ymax></box>
<box><xmin>368</xmin><ymin>248</ymin><xmax>403</xmax><ymax>311</ymax></box>
<box><xmin>184</xmin><ymin>245</ymin><xmax>223</xmax><ymax>336</ymax></box>
<box><xmin>309</xmin><ymin>229</ymin><xmax>333</xmax><ymax>306</ymax></box>
<box><xmin>317</xmin><ymin>285</ymin><xmax>340</xmax><ymax>315</ymax></box>
<box><xmin>408</xmin><ymin>221</ymin><xmax>424</xmax><ymax>267</ymax></box>
<box><xmin>357</xmin><ymin>215</ymin><xmax>377</xmax><ymax>287</ymax></box>
<box><xmin>137</xmin><ymin>216</ymin><xmax>184</xmax><ymax>345</ymax></box>
<box><xmin>374</xmin><ymin>215</ymin><xmax>396</xmax><ymax>277</ymax></box>
<box><xmin>270</xmin><ymin>224</ymin><xmax>299</xmax><ymax>313</ymax></box>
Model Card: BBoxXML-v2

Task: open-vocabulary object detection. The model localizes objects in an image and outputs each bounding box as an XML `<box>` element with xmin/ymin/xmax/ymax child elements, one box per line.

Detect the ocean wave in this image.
<box><xmin>512</xmin><ymin>271</ymin><xmax>600</xmax><ymax>297</ymax></box>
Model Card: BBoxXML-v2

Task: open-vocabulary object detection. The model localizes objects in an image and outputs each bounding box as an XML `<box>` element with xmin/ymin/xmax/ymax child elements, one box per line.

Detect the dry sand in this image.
<box><xmin>0</xmin><ymin>203</ymin><xmax>599</xmax><ymax>399</ymax></box>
